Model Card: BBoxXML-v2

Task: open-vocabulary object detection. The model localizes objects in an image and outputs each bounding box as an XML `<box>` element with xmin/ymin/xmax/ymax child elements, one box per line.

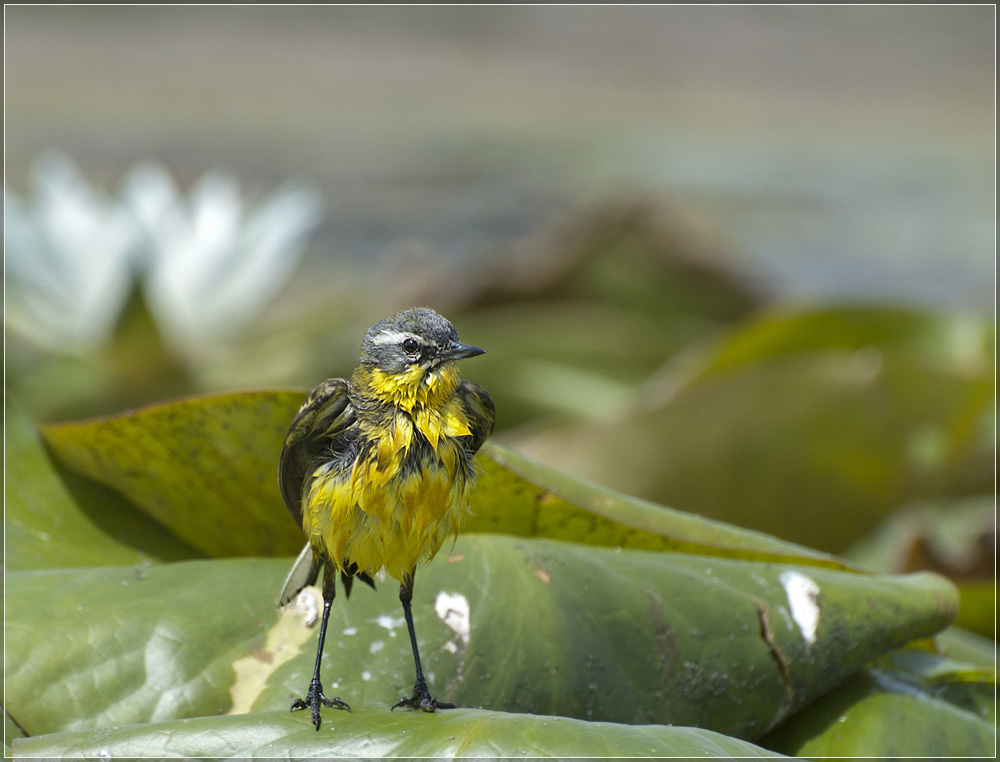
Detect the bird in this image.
<box><xmin>275</xmin><ymin>307</ymin><xmax>495</xmax><ymax>730</ymax></box>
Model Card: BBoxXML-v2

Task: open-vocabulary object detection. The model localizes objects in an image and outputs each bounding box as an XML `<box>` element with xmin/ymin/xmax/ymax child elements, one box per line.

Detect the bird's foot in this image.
<box><xmin>291</xmin><ymin>678</ymin><xmax>350</xmax><ymax>730</ymax></box>
<box><xmin>391</xmin><ymin>680</ymin><xmax>455</xmax><ymax>713</ymax></box>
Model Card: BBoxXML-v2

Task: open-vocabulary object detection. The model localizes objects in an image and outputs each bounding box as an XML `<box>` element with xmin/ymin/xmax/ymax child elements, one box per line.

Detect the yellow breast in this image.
<box><xmin>303</xmin><ymin>372</ymin><xmax>474</xmax><ymax>582</ymax></box>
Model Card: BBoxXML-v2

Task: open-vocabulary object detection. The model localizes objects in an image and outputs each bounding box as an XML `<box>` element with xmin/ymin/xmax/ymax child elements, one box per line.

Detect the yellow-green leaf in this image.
<box><xmin>5</xmin><ymin>402</ymin><xmax>197</xmax><ymax>570</ymax></box>
<box><xmin>40</xmin><ymin>391</ymin><xmax>307</xmax><ymax>558</ymax></box>
<box><xmin>41</xmin><ymin>390</ymin><xmax>855</xmax><ymax>568</ymax></box>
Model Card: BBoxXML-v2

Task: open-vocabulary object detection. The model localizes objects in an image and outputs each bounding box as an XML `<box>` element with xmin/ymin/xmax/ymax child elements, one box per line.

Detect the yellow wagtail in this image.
<box><xmin>276</xmin><ymin>307</ymin><xmax>495</xmax><ymax>729</ymax></box>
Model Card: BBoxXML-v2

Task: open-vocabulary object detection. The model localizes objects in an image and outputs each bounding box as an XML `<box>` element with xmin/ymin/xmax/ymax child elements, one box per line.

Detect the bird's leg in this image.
<box><xmin>391</xmin><ymin>572</ymin><xmax>456</xmax><ymax>712</ymax></box>
<box><xmin>291</xmin><ymin>565</ymin><xmax>350</xmax><ymax>730</ymax></box>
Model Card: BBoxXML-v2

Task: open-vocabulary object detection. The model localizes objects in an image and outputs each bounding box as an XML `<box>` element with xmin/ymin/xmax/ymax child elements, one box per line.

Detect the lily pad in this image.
<box><xmin>934</xmin><ymin>626</ymin><xmax>996</xmax><ymax>670</ymax></box>
<box><xmin>40</xmin><ymin>391</ymin><xmax>848</xmax><ymax>569</ymax></box>
<box><xmin>511</xmin><ymin>307</ymin><xmax>994</xmax><ymax>553</ymax></box>
<box><xmin>5</xmin><ymin>536</ymin><xmax>956</xmax><ymax>743</ymax></box>
<box><xmin>473</xmin><ymin>440</ymin><xmax>848</xmax><ymax>568</ymax></box>
<box><xmin>761</xmin><ymin>648</ymin><xmax>996</xmax><ymax>757</ymax></box>
<box><xmin>11</xmin><ymin>708</ymin><xmax>788</xmax><ymax>759</ymax></box>
<box><xmin>4</xmin><ymin>402</ymin><xmax>197</xmax><ymax>571</ymax></box>
<box><xmin>39</xmin><ymin>391</ymin><xmax>308</xmax><ymax>558</ymax></box>
<box><xmin>5</xmin><ymin>714</ymin><xmax>26</xmax><ymax>757</ymax></box>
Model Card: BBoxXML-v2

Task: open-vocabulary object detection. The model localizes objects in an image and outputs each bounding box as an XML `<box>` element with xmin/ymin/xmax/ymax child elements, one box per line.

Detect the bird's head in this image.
<box><xmin>355</xmin><ymin>307</ymin><xmax>484</xmax><ymax>406</ymax></box>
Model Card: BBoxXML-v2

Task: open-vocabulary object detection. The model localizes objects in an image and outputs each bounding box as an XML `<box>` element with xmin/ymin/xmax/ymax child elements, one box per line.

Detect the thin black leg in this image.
<box><xmin>290</xmin><ymin>565</ymin><xmax>350</xmax><ymax>730</ymax></box>
<box><xmin>391</xmin><ymin>572</ymin><xmax>456</xmax><ymax>712</ymax></box>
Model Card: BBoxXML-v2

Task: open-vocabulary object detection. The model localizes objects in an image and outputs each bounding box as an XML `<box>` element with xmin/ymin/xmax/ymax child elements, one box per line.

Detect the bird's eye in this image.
<box><xmin>402</xmin><ymin>338</ymin><xmax>420</xmax><ymax>355</ymax></box>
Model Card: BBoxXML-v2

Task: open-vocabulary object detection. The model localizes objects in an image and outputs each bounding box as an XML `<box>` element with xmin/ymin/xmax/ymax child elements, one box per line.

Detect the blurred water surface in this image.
<box><xmin>6</xmin><ymin>5</ymin><xmax>994</xmax><ymax>309</ymax></box>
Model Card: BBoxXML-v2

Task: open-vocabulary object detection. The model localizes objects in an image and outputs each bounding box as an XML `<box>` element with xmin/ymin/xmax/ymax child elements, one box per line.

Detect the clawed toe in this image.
<box><xmin>291</xmin><ymin>680</ymin><xmax>350</xmax><ymax>730</ymax></box>
<box><xmin>391</xmin><ymin>682</ymin><xmax>455</xmax><ymax>713</ymax></box>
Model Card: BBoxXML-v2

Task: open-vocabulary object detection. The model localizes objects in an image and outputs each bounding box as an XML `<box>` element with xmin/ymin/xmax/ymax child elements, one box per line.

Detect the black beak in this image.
<box><xmin>439</xmin><ymin>342</ymin><xmax>485</xmax><ymax>361</ymax></box>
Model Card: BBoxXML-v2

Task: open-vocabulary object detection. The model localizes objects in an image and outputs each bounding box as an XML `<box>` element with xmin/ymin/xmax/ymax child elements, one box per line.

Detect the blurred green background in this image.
<box><xmin>5</xmin><ymin>6</ymin><xmax>995</xmax><ymax>635</ymax></box>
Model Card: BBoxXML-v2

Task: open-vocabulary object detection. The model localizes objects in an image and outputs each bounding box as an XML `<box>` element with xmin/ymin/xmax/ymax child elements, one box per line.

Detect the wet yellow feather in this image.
<box><xmin>301</xmin><ymin>360</ymin><xmax>479</xmax><ymax>582</ymax></box>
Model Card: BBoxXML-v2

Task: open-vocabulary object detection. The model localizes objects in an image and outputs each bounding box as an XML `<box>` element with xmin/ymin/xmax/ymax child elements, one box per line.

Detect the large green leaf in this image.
<box><xmin>6</xmin><ymin>536</ymin><xmax>956</xmax><ymax>745</ymax></box>
<box><xmin>39</xmin><ymin>391</ymin><xmax>308</xmax><ymax>558</ymax></box>
<box><xmin>473</xmin><ymin>440</ymin><xmax>848</xmax><ymax>568</ymax></box>
<box><xmin>7</xmin><ymin>378</ymin><xmax>972</xmax><ymax>758</ymax></box>
<box><xmin>11</xmin><ymin>708</ymin><xmax>787</xmax><ymax>759</ymax></box>
<box><xmin>40</xmin><ymin>391</ymin><xmax>847</xmax><ymax>569</ymax></box>
<box><xmin>761</xmin><ymin>648</ymin><xmax>996</xmax><ymax>757</ymax></box>
<box><xmin>511</xmin><ymin>307</ymin><xmax>994</xmax><ymax>553</ymax></box>
<box><xmin>4</xmin><ymin>402</ymin><xmax>198</xmax><ymax>571</ymax></box>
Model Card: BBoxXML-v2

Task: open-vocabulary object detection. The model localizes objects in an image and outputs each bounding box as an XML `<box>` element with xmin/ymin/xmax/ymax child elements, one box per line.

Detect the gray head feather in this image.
<box><xmin>359</xmin><ymin>307</ymin><xmax>463</xmax><ymax>373</ymax></box>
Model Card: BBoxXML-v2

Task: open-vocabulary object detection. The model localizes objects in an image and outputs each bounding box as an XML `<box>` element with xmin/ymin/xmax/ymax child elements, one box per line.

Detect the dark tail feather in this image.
<box><xmin>341</xmin><ymin>562</ymin><xmax>377</xmax><ymax>598</ymax></box>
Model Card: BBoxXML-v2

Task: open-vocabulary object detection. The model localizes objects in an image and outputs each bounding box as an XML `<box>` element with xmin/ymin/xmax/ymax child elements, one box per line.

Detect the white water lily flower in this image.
<box><xmin>5</xmin><ymin>153</ymin><xmax>324</xmax><ymax>360</ymax></box>
<box><xmin>4</xmin><ymin>152</ymin><xmax>140</xmax><ymax>353</ymax></box>
<box><xmin>122</xmin><ymin>162</ymin><xmax>324</xmax><ymax>354</ymax></box>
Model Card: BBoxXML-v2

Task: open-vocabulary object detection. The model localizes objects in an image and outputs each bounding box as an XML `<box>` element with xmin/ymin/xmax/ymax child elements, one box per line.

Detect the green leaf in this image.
<box><xmin>512</xmin><ymin>307</ymin><xmax>994</xmax><ymax>553</ymax></box>
<box><xmin>5</xmin><ymin>713</ymin><xmax>26</xmax><ymax>756</ymax></box>
<box><xmin>6</xmin><ymin>535</ymin><xmax>956</xmax><ymax>743</ymax></box>
<box><xmin>6</xmin><ymin>561</ymin><xmax>268</xmax><ymax>736</ymax></box>
<box><xmin>844</xmin><ymin>496</ymin><xmax>995</xmax><ymax>638</ymax></box>
<box><xmin>40</xmin><ymin>390</ymin><xmax>849</xmax><ymax>569</ymax></box>
<box><xmin>40</xmin><ymin>391</ymin><xmax>308</xmax><ymax>558</ymax></box>
<box><xmin>692</xmin><ymin>306</ymin><xmax>992</xmax><ymax>382</ymax></box>
<box><xmin>11</xmin><ymin>708</ymin><xmax>788</xmax><ymax>759</ymax></box>
<box><xmin>934</xmin><ymin>626</ymin><xmax>996</xmax><ymax>670</ymax></box>
<box><xmin>473</xmin><ymin>441</ymin><xmax>850</xmax><ymax>569</ymax></box>
<box><xmin>4</xmin><ymin>402</ymin><xmax>197</xmax><ymax>571</ymax></box>
<box><xmin>953</xmin><ymin>581</ymin><xmax>996</xmax><ymax>638</ymax></box>
<box><xmin>761</xmin><ymin>648</ymin><xmax>996</xmax><ymax>757</ymax></box>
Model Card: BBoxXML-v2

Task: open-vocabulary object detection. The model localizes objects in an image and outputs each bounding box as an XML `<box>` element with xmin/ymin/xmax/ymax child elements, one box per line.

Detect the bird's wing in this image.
<box><xmin>456</xmin><ymin>380</ymin><xmax>496</xmax><ymax>457</ymax></box>
<box><xmin>278</xmin><ymin>378</ymin><xmax>355</xmax><ymax>528</ymax></box>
